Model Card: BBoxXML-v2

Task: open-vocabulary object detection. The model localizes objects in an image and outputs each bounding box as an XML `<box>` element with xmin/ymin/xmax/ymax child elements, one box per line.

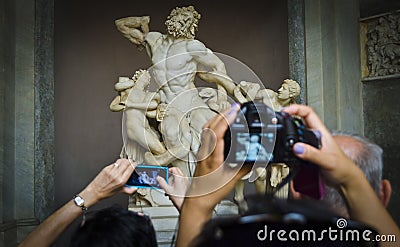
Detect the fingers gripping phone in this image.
<box><xmin>125</xmin><ymin>165</ymin><xmax>168</xmax><ymax>189</ymax></box>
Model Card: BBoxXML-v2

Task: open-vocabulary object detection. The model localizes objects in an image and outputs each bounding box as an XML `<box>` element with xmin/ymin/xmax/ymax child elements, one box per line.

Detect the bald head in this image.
<box><xmin>332</xmin><ymin>133</ymin><xmax>384</xmax><ymax>195</ymax></box>
<box><xmin>321</xmin><ymin>132</ymin><xmax>390</xmax><ymax>217</ymax></box>
<box><xmin>292</xmin><ymin>132</ymin><xmax>390</xmax><ymax>217</ymax></box>
<box><xmin>332</xmin><ymin>135</ymin><xmax>364</xmax><ymax>163</ymax></box>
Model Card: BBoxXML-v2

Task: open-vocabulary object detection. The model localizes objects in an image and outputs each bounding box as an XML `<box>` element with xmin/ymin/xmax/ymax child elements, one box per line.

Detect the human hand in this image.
<box><xmin>157</xmin><ymin>167</ymin><xmax>189</xmax><ymax>211</ymax></box>
<box><xmin>216</xmin><ymin>87</ymin><xmax>229</xmax><ymax>111</ymax></box>
<box><xmin>284</xmin><ymin>105</ymin><xmax>400</xmax><ymax>240</ymax></box>
<box><xmin>156</xmin><ymin>103</ymin><xmax>168</xmax><ymax>122</ymax></box>
<box><xmin>177</xmin><ymin>103</ymin><xmax>252</xmax><ymax>246</ymax></box>
<box><xmin>282</xmin><ymin>104</ymin><xmax>364</xmax><ymax>188</ymax></box>
<box><xmin>233</xmin><ymin>86</ymin><xmax>248</xmax><ymax>104</ymax></box>
<box><xmin>79</xmin><ymin>159</ymin><xmax>137</xmax><ymax>207</ymax></box>
<box><xmin>183</xmin><ymin>103</ymin><xmax>252</xmax><ymax>213</ymax></box>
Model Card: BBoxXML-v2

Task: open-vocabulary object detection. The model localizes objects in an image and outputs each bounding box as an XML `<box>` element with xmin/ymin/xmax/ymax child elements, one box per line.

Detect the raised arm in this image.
<box><xmin>197</xmin><ymin>71</ymin><xmax>237</xmax><ymax>96</ymax></box>
<box><xmin>283</xmin><ymin>104</ymin><xmax>400</xmax><ymax>246</ymax></box>
<box><xmin>176</xmin><ymin>103</ymin><xmax>251</xmax><ymax>247</ymax></box>
<box><xmin>19</xmin><ymin>159</ymin><xmax>136</xmax><ymax>247</ymax></box>
<box><xmin>115</xmin><ymin>16</ymin><xmax>150</xmax><ymax>45</ymax></box>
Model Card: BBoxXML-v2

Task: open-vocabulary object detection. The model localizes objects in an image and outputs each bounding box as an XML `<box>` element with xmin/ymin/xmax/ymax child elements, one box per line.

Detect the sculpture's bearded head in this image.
<box><xmin>165</xmin><ymin>6</ymin><xmax>201</xmax><ymax>39</ymax></box>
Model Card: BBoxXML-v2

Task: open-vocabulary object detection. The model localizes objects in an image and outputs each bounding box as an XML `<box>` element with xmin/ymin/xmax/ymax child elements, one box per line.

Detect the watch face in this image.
<box><xmin>74</xmin><ymin>196</ymin><xmax>84</xmax><ymax>206</ymax></box>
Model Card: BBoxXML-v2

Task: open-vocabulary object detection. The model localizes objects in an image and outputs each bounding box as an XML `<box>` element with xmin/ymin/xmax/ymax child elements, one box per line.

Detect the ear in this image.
<box><xmin>380</xmin><ymin>179</ymin><xmax>392</xmax><ymax>207</ymax></box>
<box><xmin>289</xmin><ymin>181</ymin><xmax>302</xmax><ymax>199</ymax></box>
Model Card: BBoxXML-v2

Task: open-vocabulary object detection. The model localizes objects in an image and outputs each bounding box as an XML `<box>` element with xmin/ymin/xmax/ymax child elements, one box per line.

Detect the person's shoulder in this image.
<box><xmin>186</xmin><ymin>39</ymin><xmax>207</xmax><ymax>52</ymax></box>
<box><xmin>145</xmin><ymin>32</ymin><xmax>163</xmax><ymax>45</ymax></box>
<box><xmin>259</xmin><ymin>88</ymin><xmax>277</xmax><ymax>97</ymax></box>
<box><xmin>146</xmin><ymin>31</ymin><xmax>162</xmax><ymax>38</ymax></box>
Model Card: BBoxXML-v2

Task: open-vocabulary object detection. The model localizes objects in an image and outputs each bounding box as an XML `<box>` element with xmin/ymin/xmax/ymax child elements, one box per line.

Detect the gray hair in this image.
<box><xmin>323</xmin><ymin>131</ymin><xmax>383</xmax><ymax>215</ymax></box>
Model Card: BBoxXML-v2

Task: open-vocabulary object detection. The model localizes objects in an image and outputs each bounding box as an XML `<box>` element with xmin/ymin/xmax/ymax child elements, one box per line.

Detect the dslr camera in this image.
<box><xmin>224</xmin><ymin>101</ymin><xmax>325</xmax><ymax>199</ymax></box>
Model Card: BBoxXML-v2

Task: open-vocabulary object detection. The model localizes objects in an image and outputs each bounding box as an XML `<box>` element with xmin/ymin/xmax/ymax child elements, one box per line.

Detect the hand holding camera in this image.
<box><xmin>282</xmin><ymin>104</ymin><xmax>365</xmax><ymax>189</ymax></box>
<box><xmin>223</xmin><ymin>102</ymin><xmax>325</xmax><ymax>199</ymax></box>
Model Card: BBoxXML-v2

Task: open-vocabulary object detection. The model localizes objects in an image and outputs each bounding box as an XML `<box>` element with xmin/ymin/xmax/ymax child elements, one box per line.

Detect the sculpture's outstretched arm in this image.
<box><xmin>115</xmin><ymin>16</ymin><xmax>150</xmax><ymax>45</ymax></box>
<box><xmin>188</xmin><ymin>40</ymin><xmax>247</xmax><ymax>103</ymax></box>
<box><xmin>197</xmin><ymin>71</ymin><xmax>235</xmax><ymax>94</ymax></box>
<box><xmin>198</xmin><ymin>71</ymin><xmax>247</xmax><ymax>104</ymax></box>
<box><xmin>125</xmin><ymin>99</ymin><xmax>159</xmax><ymax>110</ymax></box>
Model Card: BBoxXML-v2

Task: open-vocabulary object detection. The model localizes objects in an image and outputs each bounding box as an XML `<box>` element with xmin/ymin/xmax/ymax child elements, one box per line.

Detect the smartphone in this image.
<box><xmin>293</xmin><ymin>162</ymin><xmax>325</xmax><ymax>200</ymax></box>
<box><xmin>125</xmin><ymin>165</ymin><xmax>168</xmax><ymax>189</ymax></box>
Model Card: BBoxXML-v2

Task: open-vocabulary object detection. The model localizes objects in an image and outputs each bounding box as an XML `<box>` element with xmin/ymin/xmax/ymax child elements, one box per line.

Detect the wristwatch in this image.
<box><xmin>73</xmin><ymin>194</ymin><xmax>87</xmax><ymax>211</ymax></box>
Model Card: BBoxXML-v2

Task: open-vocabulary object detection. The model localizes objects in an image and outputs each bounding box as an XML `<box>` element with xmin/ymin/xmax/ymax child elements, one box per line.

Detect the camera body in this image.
<box><xmin>224</xmin><ymin>102</ymin><xmax>325</xmax><ymax>199</ymax></box>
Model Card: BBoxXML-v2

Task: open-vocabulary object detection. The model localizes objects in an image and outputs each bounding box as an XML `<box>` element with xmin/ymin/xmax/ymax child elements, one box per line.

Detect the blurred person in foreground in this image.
<box><xmin>291</xmin><ymin>131</ymin><xmax>392</xmax><ymax>218</ymax></box>
<box><xmin>175</xmin><ymin>103</ymin><xmax>400</xmax><ymax>247</ymax></box>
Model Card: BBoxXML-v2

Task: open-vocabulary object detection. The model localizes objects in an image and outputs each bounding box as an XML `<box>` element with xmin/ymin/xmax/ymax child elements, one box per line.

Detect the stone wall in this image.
<box><xmin>0</xmin><ymin>0</ymin><xmax>17</xmax><ymax>244</ymax></box>
<box><xmin>304</xmin><ymin>0</ymin><xmax>363</xmax><ymax>132</ymax></box>
<box><xmin>0</xmin><ymin>0</ymin><xmax>55</xmax><ymax>245</ymax></box>
<box><xmin>360</xmin><ymin>11</ymin><xmax>400</xmax><ymax>225</ymax></box>
<box><xmin>302</xmin><ymin>0</ymin><xmax>400</xmax><ymax>225</ymax></box>
<box><xmin>363</xmin><ymin>78</ymin><xmax>400</xmax><ymax>225</ymax></box>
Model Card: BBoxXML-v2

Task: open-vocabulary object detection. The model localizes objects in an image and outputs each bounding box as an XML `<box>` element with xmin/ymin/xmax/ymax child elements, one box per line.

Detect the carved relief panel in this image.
<box><xmin>361</xmin><ymin>11</ymin><xmax>400</xmax><ymax>79</ymax></box>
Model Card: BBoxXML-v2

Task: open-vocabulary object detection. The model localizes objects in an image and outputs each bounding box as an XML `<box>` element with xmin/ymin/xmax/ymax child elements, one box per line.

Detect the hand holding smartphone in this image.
<box><xmin>125</xmin><ymin>164</ymin><xmax>169</xmax><ymax>189</ymax></box>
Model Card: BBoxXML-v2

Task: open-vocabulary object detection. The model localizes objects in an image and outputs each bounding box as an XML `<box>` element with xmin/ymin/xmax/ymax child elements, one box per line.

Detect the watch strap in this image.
<box><xmin>73</xmin><ymin>194</ymin><xmax>88</xmax><ymax>226</ymax></box>
<box><xmin>73</xmin><ymin>194</ymin><xmax>86</xmax><ymax>208</ymax></box>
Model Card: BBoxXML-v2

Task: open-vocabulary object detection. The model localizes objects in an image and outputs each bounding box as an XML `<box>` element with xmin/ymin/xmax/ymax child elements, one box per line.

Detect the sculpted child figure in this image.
<box><xmin>235</xmin><ymin>79</ymin><xmax>300</xmax><ymax>111</ymax></box>
<box><xmin>110</xmin><ymin>69</ymin><xmax>167</xmax><ymax>162</ymax></box>
<box><xmin>110</xmin><ymin>69</ymin><xmax>192</xmax><ymax>176</ymax></box>
<box><xmin>258</xmin><ymin>79</ymin><xmax>301</xmax><ymax>111</ymax></box>
<box><xmin>233</xmin><ymin>79</ymin><xmax>301</xmax><ymax>202</ymax></box>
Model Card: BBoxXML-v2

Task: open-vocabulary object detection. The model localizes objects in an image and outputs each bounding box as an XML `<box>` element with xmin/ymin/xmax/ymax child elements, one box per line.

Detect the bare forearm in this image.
<box><xmin>19</xmin><ymin>201</ymin><xmax>82</xmax><ymax>247</ymax></box>
<box><xmin>115</xmin><ymin>16</ymin><xmax>149</xmax><ymax>45</ymax></box>
<box><xmin>115</xmin><ymin>16</ymin><xmax>148</xmax><ymax>29</ymax></box>
<box><xmin>342</xmin><ymin>173</ymin><xmax>400</xmax><ymax>245</ymax></box>
<box><xmin>20</xmin><ymin>187</ymin><xmax>100</xmax><ymax>247</ymax></box>
<box><xmin>19</xmin><ymin>160</ymin><xmax>135</xmax><ymax>247</ymax></box>
<box><xmin>176</xmin><ymin>200</ymin><xmax>212</xmax><ymax>247</ymax></box>
<box><xmin>126</xmin><ymin>101</ymin><xmax>158</xmax><ymax>110</ymax></box>
<box><xmin>176</xmin><ymin>171</ymin><xmax>248</xmax><ymax>247</ymax></box>
<box><xmin>198</xmin><ymin>72</ymin><xmax>236</xmax><ymax>94</ymax></box>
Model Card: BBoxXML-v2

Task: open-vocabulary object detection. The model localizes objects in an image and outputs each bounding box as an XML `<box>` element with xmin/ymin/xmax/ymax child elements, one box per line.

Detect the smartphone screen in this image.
<box><xmin>125</xmin><ymin>165</ymin><xmax>168</xmax><ymax>189</ymax></box>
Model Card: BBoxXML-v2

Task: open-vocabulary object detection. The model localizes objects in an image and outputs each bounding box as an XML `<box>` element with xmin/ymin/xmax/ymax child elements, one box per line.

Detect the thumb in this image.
<box><xmin>292</xmin><ymin>143</ymin><xmax>327</xmax><ymax>168</ymax></box>
<box><xmin>122</xmin><ymin>187</ymin><xmax>137</xmax><ymax>195</ymax></box>
<box><xmin>157</xmin><ymin>176</ymin><xmax>170</xmax><ymax>191</ymax></box>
